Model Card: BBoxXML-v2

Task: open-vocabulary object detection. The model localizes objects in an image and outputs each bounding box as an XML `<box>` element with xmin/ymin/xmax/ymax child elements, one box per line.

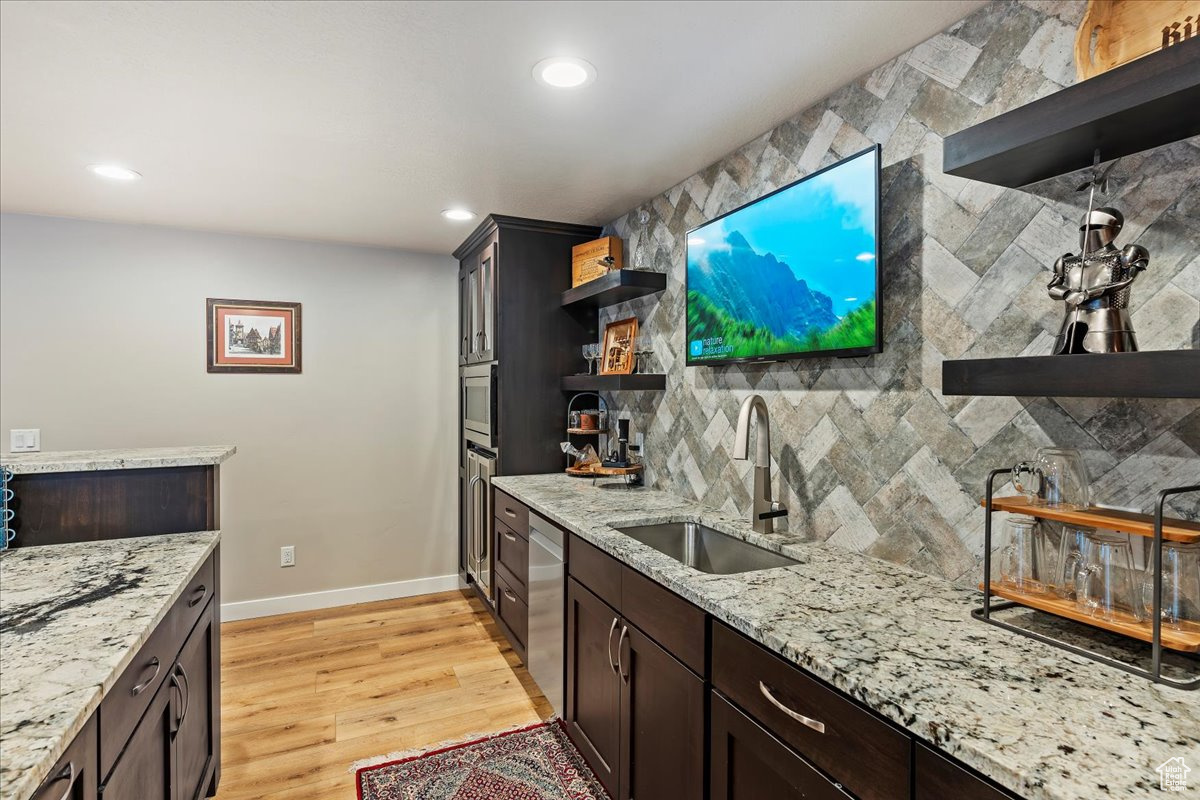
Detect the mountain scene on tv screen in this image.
<box><xmin>686</xmin><ymin>149</ymin><xmax>877</xmax><ymax>362</ymax></box>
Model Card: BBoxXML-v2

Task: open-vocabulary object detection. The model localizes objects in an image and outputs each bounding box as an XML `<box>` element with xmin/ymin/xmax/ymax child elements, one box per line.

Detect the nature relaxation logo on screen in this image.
<box><xmin>686</xmin><ymin>147</ymin><xmax>877</xmax><ymax>362</ymax></box>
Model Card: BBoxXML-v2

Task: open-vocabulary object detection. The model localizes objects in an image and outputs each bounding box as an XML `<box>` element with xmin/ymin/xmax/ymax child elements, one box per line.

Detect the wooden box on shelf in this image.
<box><xmin>572</xmin><ymin>236</ymin><xmax>623</xmax><ymax>287</ymax></box>
<box><xmin>982</xmin><ymin>496</ymin><xmax>1200</xmax><ymax>653</ymax></box>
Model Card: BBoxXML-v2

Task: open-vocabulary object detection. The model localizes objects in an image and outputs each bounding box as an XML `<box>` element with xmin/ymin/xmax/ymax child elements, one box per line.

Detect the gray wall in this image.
<box><xmin>600</xmin><ymin>0</ymin><xmax>1200</xmax><ymax>584</ymax></box>
<box><xmin>0</xmin><ymin>213</ymin><xmax>459</xmax><ymax>606</ymax></box>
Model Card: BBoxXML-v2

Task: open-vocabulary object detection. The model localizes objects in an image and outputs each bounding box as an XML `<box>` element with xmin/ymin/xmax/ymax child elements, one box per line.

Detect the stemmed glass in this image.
<box><xmin>582</xmin><ymin>343</ymin><xmax>600</xmax><ymax>375</ymax></box>
<box><xmin>633</xmin><ymin>335</ymin><xmax>652</xmax><ymax>374</ymax></box>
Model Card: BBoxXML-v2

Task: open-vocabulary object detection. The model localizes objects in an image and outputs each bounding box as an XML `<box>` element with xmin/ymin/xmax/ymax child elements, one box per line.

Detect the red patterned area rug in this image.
<box><xmin>356</xmin><ymin>720</ymin><xmax>610</xmax><ymax>800</ymax></box>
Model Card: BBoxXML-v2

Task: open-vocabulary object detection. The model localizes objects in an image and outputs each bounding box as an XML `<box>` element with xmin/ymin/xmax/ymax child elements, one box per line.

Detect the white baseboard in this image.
<box><xmin>220</xmin><ymin>574</ymin><xmax>464</xmax><ymax>621</ymax></box>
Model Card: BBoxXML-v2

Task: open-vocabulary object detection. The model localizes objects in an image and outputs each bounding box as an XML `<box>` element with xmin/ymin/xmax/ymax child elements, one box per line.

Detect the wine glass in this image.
<box><xmin>581</xmin><ymin>344</ymin><xmax>593</xmax><ymax>375</ymax></box>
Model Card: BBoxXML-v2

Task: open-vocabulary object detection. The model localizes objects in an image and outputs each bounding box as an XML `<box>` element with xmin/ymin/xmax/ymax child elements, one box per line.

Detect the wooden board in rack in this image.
<box><xmin>983</xmin><ymin>583</ymin><xmax>1200</xmax><ymax>653</ymax></box>
<box><xmin>983</xmin><ymin>496</ymin><xmax>1200</xmax><ymax>544</ymax></box>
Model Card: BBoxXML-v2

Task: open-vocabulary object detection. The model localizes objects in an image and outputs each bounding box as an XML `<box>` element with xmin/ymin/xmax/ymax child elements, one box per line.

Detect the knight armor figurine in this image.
<box><xmin>1048</xmin><ymin>207</ymin><xmax>1148</xmax><ymax>354</ymax></box>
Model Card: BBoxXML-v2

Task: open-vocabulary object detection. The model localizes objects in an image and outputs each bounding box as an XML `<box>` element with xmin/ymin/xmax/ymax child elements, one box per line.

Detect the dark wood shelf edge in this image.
<box><xmin>944</xmin><ymin>38</ymin><xmax>1200</xmax><ymax>188</ymax></box>
<box><xmin>942</xmin><ymin>351</ymin><xmax>1200</xmax><ymax>399</ymax></box>
<box><xmin>561</xmin><ymin>270</ymin><xmax>668</xmax><ymax>310</ymax></box>
<box><xmin>561</xmin><ymin>374</ymin><xmax>667</xmax><ymax>391</ymax></box>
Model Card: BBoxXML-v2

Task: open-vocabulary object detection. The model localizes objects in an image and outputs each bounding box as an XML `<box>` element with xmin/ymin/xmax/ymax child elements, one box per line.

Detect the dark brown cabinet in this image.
<box><xmin>566</xmin><ymin>567</ymin><xmax>704</xmax><ymax>800</ymax></box>
<box><xmin>916</xmin><ymin>744</ymin><xmax>1017</xmax><ymax>800</ymax></box>
<box><xmin>174</xmin><ymin>601</ymin><xmax>218</xmax><ymax>800</ymax></box>
<box><xmin>565</xmin><ymin>577</ymin><xmax>623</xmax><ymax>792</ymax></box>
<box><xmin>619</xmin><ymin>622</ymin><xmax>705</xmax><ymax>800</ymax></box>
<box><xmin>32</xmin><ymin>714</ymin><xmax>98</xmax><ymax>800</ymax></box>
<box><xmin>102</xmin><ymin>598</ymin><xmax>217</xmax><ymax>800</ymax></box>
<box><xmin>711</xmin><ymin>692</ymin><xmax>851</xmax><ymax>800</ymax></box>
<box><xmin>462</xmin><ymin>235</ymin><xmax>497</xmax><ymax>365</ymax></box>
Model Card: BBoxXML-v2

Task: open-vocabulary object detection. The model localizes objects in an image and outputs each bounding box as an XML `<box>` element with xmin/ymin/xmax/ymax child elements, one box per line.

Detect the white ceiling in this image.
<box><xmin>0</xmin><ymin>0</ymin><xmax>985</xmax><ymax>254</ymax></box>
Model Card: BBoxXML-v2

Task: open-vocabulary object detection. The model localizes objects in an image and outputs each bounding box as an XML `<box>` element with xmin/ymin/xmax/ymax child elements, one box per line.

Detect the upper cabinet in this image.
<box><xmin>461</xmin><ymin>233</ymin><xmax>498</xmax><ymax>364</ymax></box>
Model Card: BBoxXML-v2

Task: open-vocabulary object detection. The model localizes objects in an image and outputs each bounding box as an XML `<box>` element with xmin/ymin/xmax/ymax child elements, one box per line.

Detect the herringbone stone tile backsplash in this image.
<box><xmin>597</xmin><ymin>0</ymin><xmax>1200</xmax><ymax>585</ymax></box>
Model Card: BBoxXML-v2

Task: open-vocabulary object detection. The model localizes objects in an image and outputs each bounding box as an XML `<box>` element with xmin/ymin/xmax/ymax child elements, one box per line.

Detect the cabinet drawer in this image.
<box><xmin>916</xmin><ymin>743</ymin><xmax>1018</xmax><ymax>800</ymax></box>
<box><xmin>620</xmin><ymin>567</ymin><xmax>705</xmax><ymax>675</ymax></box>
<box><xmin>100</xmin><ymin>552</ymin><xmax>215</xmax><ymax>777</ymax></box>
<box><xmin>33</xmin><ymin>713</ymin><xmax>98</xmax><ymax>800</ymax></box>
<box><xmin>495</xmin><ymin>518</ymin><xmax>529</xmax><ymax>594</ymax></box>
<box><xmin>493</xmin><ymin>489</ymin><xmax>528</xmax><ymax>537</ymax></box>
<box><xmin>712</xmin><ymin>623</ymin><xmax>911</xmax><ymax>800</ymax></box>
<box><xmin>568</xmin><ymin>534</ymin><xmax>622</xmax><ymax>610</ymax></box>
<box><xmin>496</xmin><ymin>570</ymin><xmax>529</xmax><ymax>654</ymax></box>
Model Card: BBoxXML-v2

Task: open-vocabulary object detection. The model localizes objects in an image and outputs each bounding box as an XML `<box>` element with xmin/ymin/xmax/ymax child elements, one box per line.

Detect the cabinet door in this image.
<box><xmin>32</xmin><ymin>713</ymin><xmax>97</xmax><ymax>800</ymax></box>
<box><xmin>565</xmin><ymin>578</ymin><xmax>621</xmax><ymax>795</ymax></box>
<box><xmin>100</xmin><ymin>677</ymin><xmax>175</xmax><ymax>800</ymax></box>
<box><xmin>466</xmin><ymin>259</ymin><xmax>481</xmax><ymax>362</ymax></box>
<box><xmin>711</xmin><ymin>692</ymin><xmax>852</xmax><ymax>800</ymax></box>
<box><xmin>458</xmin><ymin>268</ymin><xmax>469</xmax><ymax>365</ymax></box>
<box><xmin>916</xmin><ymin>743</ymin><xmax>1016</xmax><ymax>800</ymax></box>
<box><xmin>618</xmin><ymin>623</ymin><xmax>704</xmax><ymax>800</ymax></box>
<box><xmin>475</xmin><ymin>240</ymin><xmax>497</xmax><ymax>362</ymax></box>
<box><xmin>174</xmin><ymin>601</ymin><xmax>217</xmax><ymax>800</ymax></box>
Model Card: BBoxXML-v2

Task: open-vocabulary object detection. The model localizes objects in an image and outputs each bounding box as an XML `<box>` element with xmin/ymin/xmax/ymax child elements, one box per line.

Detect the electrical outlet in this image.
<box><xmin>280</xmin><ymin>545</ymin><xmax>295</xmax><ymax>567</ymax></box>
<box><xmin>9</xmin><ymin>429</ymin><xmax>40</xmax><ymax>452</ymax></box>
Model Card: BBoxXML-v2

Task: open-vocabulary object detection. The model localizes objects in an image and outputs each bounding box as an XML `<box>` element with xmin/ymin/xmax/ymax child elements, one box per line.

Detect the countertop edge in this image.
<box><xmin>9</xmin><ymin>532</ymin><xmax>221</xmax><ymax>800</ymax></box>
<box><xmin>2</xmin><ymin>446</ymin><xmax>237</xmax><ymax>474</ymax></box>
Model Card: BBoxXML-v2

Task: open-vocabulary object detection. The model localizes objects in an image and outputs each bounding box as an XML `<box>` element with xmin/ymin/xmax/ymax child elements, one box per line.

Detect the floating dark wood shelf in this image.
<box><xmin>561</xmin><ymin>373</ymin><xmax>667</xmax><ymax>392</ymax></box>
<box><xmin>944</xmin><ymin>38</ymin><xmax>1200</xmax><ymax>187</ymax></box>
<box><xmin>942</xmin><ymin>351</ymin><xmax>1200</xmax><ymax>399</ymax></box>
<box><xmin>561</xmin><ymin>270</ymin><xmax>667</xmax><ymax>311</ymax></box>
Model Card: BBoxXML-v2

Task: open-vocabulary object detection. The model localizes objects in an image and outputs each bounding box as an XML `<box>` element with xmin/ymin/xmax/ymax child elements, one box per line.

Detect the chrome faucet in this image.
<box><xmin>733</xmin><ymin>394</ymin><xmax>788</xmax><ymax>534</ymax></box>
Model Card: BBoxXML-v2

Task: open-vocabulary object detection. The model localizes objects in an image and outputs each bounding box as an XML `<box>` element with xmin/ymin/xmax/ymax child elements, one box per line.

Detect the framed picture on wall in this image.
<box><xmin>206</xmin><ymin>298</ymin><xmax>302</xmax><ymax>373</ymax></box>
<box><xmin>600</xmin><ymin>316</ymin><xmax>638</xmax><ymax>375</ymax></box>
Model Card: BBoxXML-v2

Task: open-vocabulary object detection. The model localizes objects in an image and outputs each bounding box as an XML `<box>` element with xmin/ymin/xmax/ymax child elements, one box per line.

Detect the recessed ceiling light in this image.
<box><xmin>533</xmin><ymin>57</ymin><xmax>596</xmax><ymax>89</ymax></box>
<box><xmin>441</xmin><ymin>208</ymin><xmax>476</xmax><ymax>222</ymax></box>
<box><xmin>88</xmin><ymin>164</ymin><xmax>141</xmax><ymax>181</ymax></box>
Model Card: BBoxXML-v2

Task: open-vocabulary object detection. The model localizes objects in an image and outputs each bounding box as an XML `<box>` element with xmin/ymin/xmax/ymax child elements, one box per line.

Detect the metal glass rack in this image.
<box><xmin>974</xmin><ymin>468</ymin><xmax>1200</xmax><ymax>690</ymax></box>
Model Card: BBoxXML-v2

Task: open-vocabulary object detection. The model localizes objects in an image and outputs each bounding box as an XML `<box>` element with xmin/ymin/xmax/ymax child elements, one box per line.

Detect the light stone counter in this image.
<box><xmin>0</xmin><ymin>532</ymin><xmax>220</xmax><ymax>800</ymax></box>
<box><xmin>492</xmin><ymin>474</ymin><xmax>1200</xmax><ymax>800</ymax></box>
<box><xmin>1</xmin><ymin>446</ymin><xmax>236</xmax><ymax>474</ymax></box>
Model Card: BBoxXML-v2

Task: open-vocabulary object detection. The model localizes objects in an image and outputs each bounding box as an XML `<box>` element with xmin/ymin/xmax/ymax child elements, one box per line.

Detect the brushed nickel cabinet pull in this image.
<box><xmin>606</xmin><ymin>617</ymin><xmax>619</xmax><ymax>673</ymax></box>
<box><xmin>502</xmin><ymin>587</ymin><xmax>518</xmax><ymax>603</ymax></box>
<box><xmin>176</xmin><ymin>663</ymin><xmax>191</xmax><ymax>726</ymax></box>
<box><xmin>502</xmin><ymin>530</ymin><xmax>517</xmax><ymax>542</ymax></box>
<box><xmin>759</xmin><ymin>681</ymin><xmax>826</xmax><ymax>734</ymax></box>
<box><xmin>43</xmin><ymin>762</ymin><xmax>73</xmax><ymax>800</ymax></box>
<box><xmin>131</xmin><ymin>656</ymin><xmax>161</xmax><ymax>696</ymax></box>
<box><xmin>188</xmin><ymin>584</ymin><xmax>206</xmax><ymax>607</ymax></box>
<box><xmin>617</xmin><ymin>625</ymin><xmax>630</xmax><ymax>682</ymax></box>
<box><xmin>504</xmin><ymin>507</ymin><xmax>517</xmax><ymax>518</ymax></box>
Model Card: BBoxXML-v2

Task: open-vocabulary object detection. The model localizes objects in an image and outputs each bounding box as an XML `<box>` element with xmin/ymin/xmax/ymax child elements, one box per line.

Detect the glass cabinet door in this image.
<box><xmin>477</xmin><ymin>241</ymin><xmax>496</xmax><ymax>362</ymax></box>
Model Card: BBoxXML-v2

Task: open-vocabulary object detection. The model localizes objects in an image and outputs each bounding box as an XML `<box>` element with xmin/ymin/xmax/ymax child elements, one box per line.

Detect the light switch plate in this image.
<box><xmin>9</xmin><ymin>429</ymin><xmax>40</xmax><ymax>452</ymax></box>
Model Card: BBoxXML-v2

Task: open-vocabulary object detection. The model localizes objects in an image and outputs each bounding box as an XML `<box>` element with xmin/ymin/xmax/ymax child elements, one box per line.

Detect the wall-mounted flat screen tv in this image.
<box><xmin>686</xmin><ymin>144</ymin><xmax>881</xmax><ymax>366</ymax></box>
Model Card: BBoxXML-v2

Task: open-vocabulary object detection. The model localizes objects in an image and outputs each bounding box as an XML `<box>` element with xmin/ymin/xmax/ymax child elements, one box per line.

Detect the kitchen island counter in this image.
<box><xmin>0</xmin><ymin>531</ymin><xmax>220</xmax><ymax>800</ymax></box>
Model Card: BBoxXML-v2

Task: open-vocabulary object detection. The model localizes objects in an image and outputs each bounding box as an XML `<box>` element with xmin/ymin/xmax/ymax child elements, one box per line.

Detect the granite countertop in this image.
<box><xmin>1</xmin><ymin>445</ymin><xmax>237</xmax><ymax>474</ymax></box>
<box><xmin>492</xmin><ymin>474</ymin><xmax>1200</xmax><ymax>800</ymax></box>
<box><xmin>0</xmin><ymin>532</ymin><xmax>220</xmax><ymax>800</ymax></box>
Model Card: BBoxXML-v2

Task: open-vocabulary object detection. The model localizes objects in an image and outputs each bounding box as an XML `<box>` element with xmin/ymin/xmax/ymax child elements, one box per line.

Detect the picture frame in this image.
<box><xmin>207</xmin><ymin>298</ymin><xmax>302</xmax><ymax>373</ymax></box>
<box><xmin>600</xmin><ymin>316</ymin><xmax>638</xmax><ymax>375</ymax></box>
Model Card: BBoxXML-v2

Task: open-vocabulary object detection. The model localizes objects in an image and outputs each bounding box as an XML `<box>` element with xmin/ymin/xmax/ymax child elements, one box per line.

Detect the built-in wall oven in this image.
<box><xmin>462</xmin><ymin>363</ymin><xmax>497</xmax><ymax>449</ymax></box>
<box><xmin>465</xmin><ymin>445</ymin><xmax>496</xmax><ymax>605</ymax></box>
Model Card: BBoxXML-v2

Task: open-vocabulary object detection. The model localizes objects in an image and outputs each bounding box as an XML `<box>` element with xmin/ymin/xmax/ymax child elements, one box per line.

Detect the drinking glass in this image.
<box><xmin>1142</xmin><ymin>541</ymin><xmax>1200</xmax><ymax>631</ymax></box>
<box><xmin>1051</xmin><ymin>524</ymin><xmax>1095</xmax><ymax>600</ymax></box>
<box><xmin>1011</xmin><ymin>447</ymin><xmax>1090</xmax><ymax>509</ymax></box>
<box><xmin>1076</xmin><ymin>530</ymin><xmax>1143</xmax><ymax>623</ymax></box>
<box><xmin>1000</xmin><ymin>516</ymin><xmax>1047</xmax><ymax>594</ymax></box>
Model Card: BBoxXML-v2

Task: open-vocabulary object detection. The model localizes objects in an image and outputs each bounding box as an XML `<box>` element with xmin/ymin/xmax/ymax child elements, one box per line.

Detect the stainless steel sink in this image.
<box><xmin>615</xmin><ymin>522</ymin><xmax>798</xmax><ymax>574</ymax></box>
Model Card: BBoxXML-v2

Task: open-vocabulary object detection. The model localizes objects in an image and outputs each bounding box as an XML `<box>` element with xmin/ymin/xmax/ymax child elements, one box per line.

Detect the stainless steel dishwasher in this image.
<box><xmin>526</xmin><ymin>513</ymin><xmax>565</xmax><ymax>716</ymax></box>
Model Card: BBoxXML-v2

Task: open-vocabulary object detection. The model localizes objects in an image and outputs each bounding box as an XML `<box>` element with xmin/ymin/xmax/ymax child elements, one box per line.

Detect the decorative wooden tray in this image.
<box><xmin>566</xmin><ymin>464</ymin><xmax>643</xmax><ymax>478</ymax></box>
<box><xmin>980</xmin><ymin>583</ymin><xmax>1200</xmax><ymax>653</ymax></box>
<box><xmin>982</xmin><ymin>496</ymin><xmax>1200</xmax><ymax>544</ymax></box>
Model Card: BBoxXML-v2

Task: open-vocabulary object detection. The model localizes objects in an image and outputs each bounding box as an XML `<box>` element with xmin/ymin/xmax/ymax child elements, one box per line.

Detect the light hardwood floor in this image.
<box><xmin>214</xmin><ymin>589</ymin><xmax>552</xmax><ymax>800</ymax></box>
